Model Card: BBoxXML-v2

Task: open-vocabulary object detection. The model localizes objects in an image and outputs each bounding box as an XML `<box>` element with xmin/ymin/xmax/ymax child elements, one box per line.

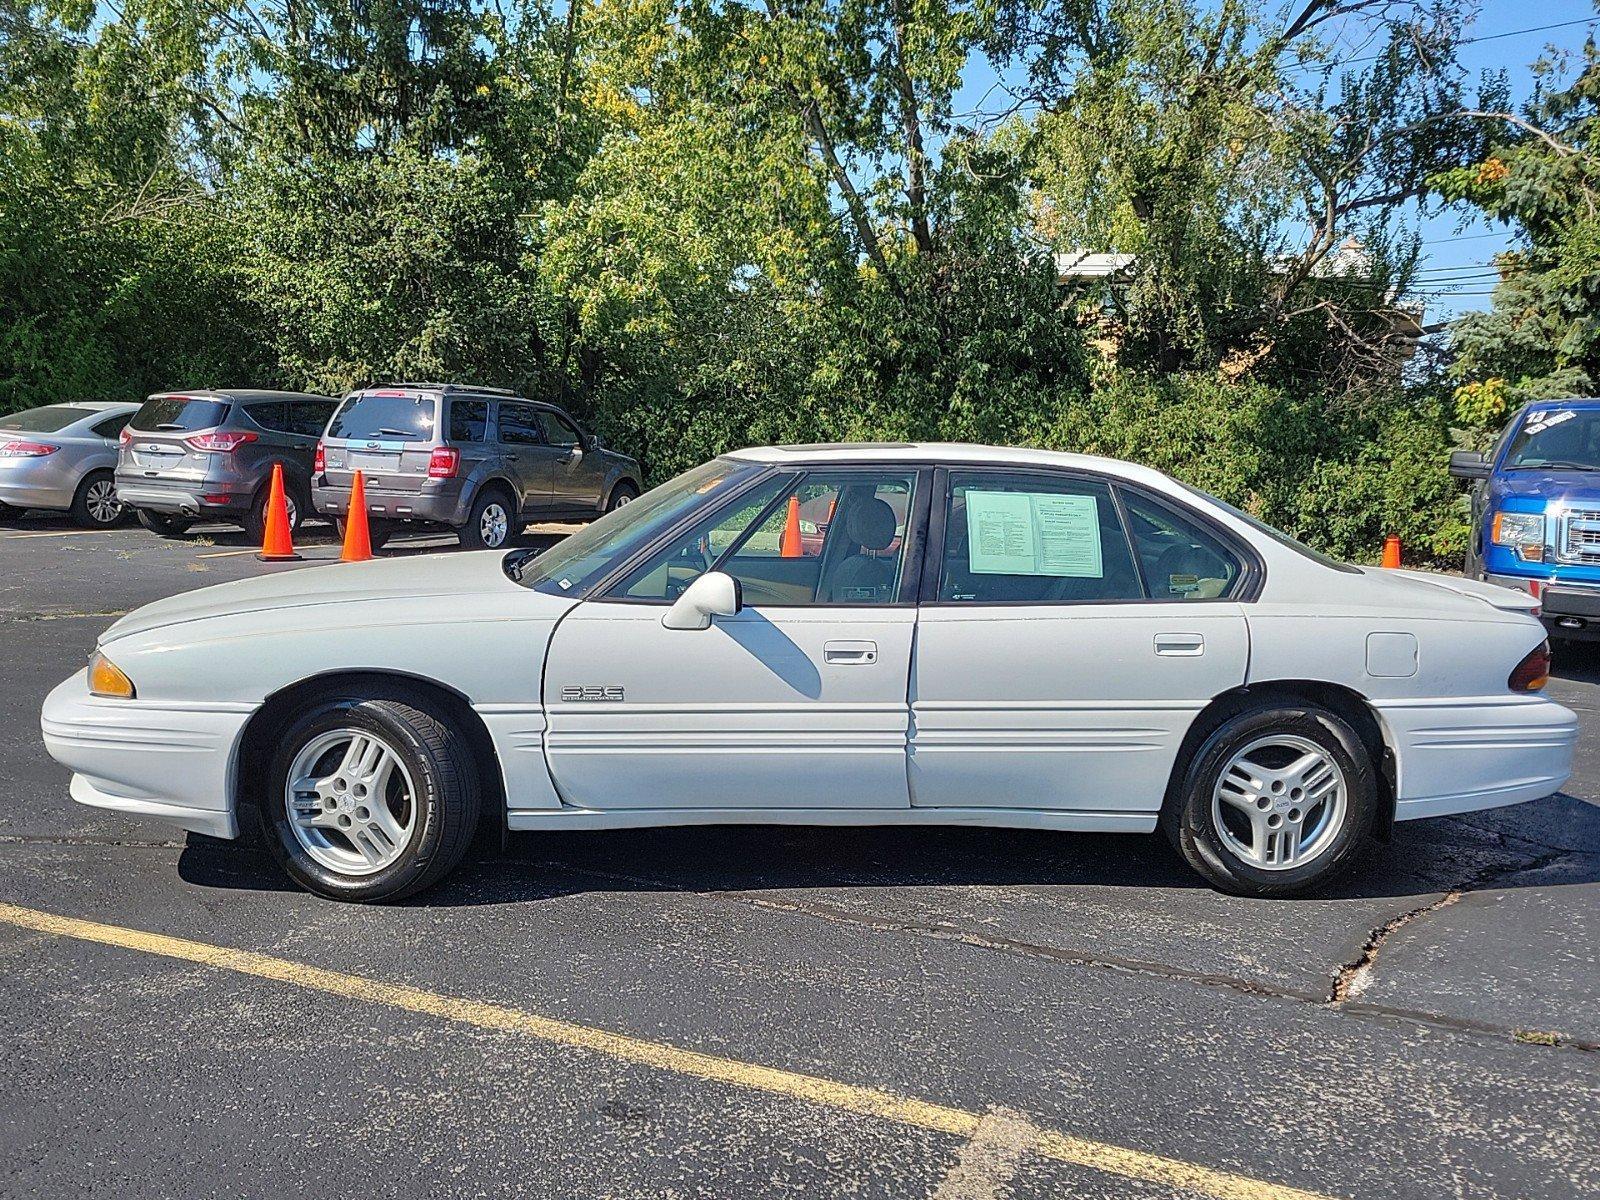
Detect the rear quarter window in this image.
<box><xmin>328</xmin><ymin>394</ymin><xmax>437</xmax><ymax>442</ymax></box>
<box><xmin>132</xmin><ymin>397</ymin><xmax>230</xmax><ymax>432</ymax></box>
<box><xmin>449</xmin><ymin>400</ymin><xmax>489</xmax><ymax>442</ymax></box>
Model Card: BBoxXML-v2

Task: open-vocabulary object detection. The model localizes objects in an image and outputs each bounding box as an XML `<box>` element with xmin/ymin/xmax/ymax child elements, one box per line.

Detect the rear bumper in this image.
<box><xmin>115</xmin><ymin>474</ymin><xmax>248</xmax><ymax>517</ymax></box>
<box><xmin>40</xmin><ymin>671</ymin><xmax>253</xmax><ymax>839</ymax></box>
<box><xmin>314</xmin><ymin>479</ymin><xmax>469</xmax><ymax>526</ymax></box>
<box><xmin>1377</xmin><ymin>694</ymin><xmax>1577</xmax><ymax>820</ymax></box>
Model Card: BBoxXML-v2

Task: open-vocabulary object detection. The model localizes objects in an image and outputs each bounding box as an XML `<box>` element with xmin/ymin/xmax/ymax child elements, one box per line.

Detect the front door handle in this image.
<box><xmin>1154</xmin><ymin>633</ymin><xmax>1205</xmax><ymax>656</ymax></box>
<box><xmin>824</xmin><ymin>640</ymin><xmax>878</xmax><ymax>665</ymax></box>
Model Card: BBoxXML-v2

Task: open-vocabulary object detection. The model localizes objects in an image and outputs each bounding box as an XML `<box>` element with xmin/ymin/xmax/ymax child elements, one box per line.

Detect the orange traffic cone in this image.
<box><xmin>341</xmin><ymin>470</ymin><xmax>374</xmax><ymax>562</ymax></box>
<box><xmin>1381</xmin><ymin>534</ymin><xmax>1401</xmax><ymax>569</ymax></box>
<box><xmin>257</xmin><ymin>462</ymin><xmax>300</xmax><ymax>562</ymax></box>
<box><xmin>779</xmin><ymin>494</ymin><xmax>803</xmax><ymax>558</ymax></box>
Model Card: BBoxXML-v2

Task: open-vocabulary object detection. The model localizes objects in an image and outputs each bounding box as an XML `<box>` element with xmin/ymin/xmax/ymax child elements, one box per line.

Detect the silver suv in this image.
<box><xmin>116</xmin><ymin>390</ymin><xmax>340</xmax><ymax>540</ymax></box>
<box><xmin>312</xmin><ymin>384</ymin><xmax>642</xmax><ymax>549</ymax></box>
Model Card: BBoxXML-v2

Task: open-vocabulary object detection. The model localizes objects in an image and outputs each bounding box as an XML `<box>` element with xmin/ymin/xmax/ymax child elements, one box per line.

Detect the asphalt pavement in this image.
<box><xmin>0</xmin><ymin>513</ymin><xmax>1595</xmax><ymax>1200</ymax></box>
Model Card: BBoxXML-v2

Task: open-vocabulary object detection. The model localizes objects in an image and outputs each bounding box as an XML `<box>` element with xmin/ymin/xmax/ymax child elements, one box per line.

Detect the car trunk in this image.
<box><xmin>124</xmin><ymin>397</ymin><xmax>233</xmax><ymax>486</ymax></box>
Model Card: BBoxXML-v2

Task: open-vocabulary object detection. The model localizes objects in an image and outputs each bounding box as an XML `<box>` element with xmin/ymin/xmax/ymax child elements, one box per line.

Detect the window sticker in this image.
<box><xmin>1168</xmin><ymin>573</ymin><xmax>1200</xmax><ymax>596</ymax></box>
<box><xmin>1525</xmin><ymin>410</ymin><xmax>1575</xmax><ymax>435</ymax></box>
<box><xmin>965</xmin><ymin>490</ymin><xmax>1104</xmax><ymax>577</ymax></box>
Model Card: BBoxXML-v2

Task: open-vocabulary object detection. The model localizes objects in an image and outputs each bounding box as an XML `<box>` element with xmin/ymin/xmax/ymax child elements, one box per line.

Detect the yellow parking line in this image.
<box><xmin>0</xmin><ymin>902</ymin><xmax>1334</xmax><ymax>1200</ymax></box>
<box><xmin>0</xmin><ymin>529</ymin><xmax>110</xmax><ymax>540</ymax></box>
<box><xmin>193</xmin><ymin>548</ymin><xmax>264</xmax><ymax>559</ymax></box>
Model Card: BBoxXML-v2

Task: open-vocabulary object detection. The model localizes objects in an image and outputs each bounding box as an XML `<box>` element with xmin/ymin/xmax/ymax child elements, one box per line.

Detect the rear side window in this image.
<box><xmin>449</xmin><ymin>400</ymin><xmax>488</xmax><ymax>442</ymax></box>
<box><xmin>130</xmin><ymin>397</ymin><xmax>230</xmax><ymax>432</ymax></box>
<box><xmin>288</xmin><ymin>400</ymin><xmax>334</xmax><ymax>436</ymax></box>
<box><xmin>92</xmin><ymin>413</ymin><xmax>133</xmax><ymax>439</ymax></box>
<box><xmin>938</xmin><ymin>471</ymin><xmax>1143</xmax><ymax>604</ymax></box>
<box><xmin>1119</xmin><ymin>490</ymin><xmax>1242</xmax><ymax>600</ymax></box>
<box><xmin>245</xmin><ymin>402</ymin><xmax>290</xmax><ymax>432</ymax></box>
<box><xmin>0</xmin><ymin>406</ymin><xmax>97</xmax><ymax>432</ymax></box>
<box><xmin>498</xmin><ymin>403</ymin><xmax>544</xmax><ymax>446</ymax></box>
<box><xmin>328</xmin><ymin>393</ymin><xmax>437</xmax><ymax>442</ymax></box>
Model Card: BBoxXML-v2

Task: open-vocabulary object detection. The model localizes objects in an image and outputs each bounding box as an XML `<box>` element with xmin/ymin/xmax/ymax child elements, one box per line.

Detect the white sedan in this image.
<box><xmin>42</xmin><ymin>444</ymin><xmax>1577</xmax><ymax>901</ymax></box>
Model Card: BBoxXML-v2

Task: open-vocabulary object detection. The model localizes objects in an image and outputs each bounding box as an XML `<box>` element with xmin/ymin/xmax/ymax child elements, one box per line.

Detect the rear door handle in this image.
<box><xmin>824</xmin><ymin>640</ymin><xmax>878</xmax><ymax>665</ymax></box>
<box><xmin>1154</xmin><ymin>633</ymin><xmax>1205</xmax><ymax>656</ymax></box>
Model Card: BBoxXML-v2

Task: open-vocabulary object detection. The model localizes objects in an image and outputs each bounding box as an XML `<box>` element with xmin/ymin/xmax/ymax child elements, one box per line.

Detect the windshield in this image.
<box><xmin>131</xmin><ymin>396</ymin><xmax>230</xmax><ymax>432</ymax></box>
<box><xmin>1503</xmin><ymin>408</ymin><xmax>1600</xmax><ymax>471</ymax></box>
<box><xmin>328</xmin><ymin>393</ymin><xmax>438</xmax><ymax>442</ymax></box>
<box><xmin>0</xmin><ymin>406</ymin><xmax>96</xmax><ymax>433</ymax></box>
<box><xmin>505</xmin><ymin>458</ymin><xmax>767</xmax><ymax>595</ymax></box>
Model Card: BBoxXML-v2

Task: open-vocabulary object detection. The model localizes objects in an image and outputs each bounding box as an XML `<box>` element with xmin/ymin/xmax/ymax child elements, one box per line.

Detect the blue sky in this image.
<box><xmin>948</xmin><ymin>3</ymin><xmax>1598</xmax><ymax>324</ymax></box>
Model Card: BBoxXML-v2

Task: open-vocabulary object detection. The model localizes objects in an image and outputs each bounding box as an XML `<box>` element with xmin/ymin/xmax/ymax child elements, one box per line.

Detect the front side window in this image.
<box><xmin>938</xmin><ymin>471</ymin><xmax>1142</xmax><ymax>603</ymax></box>
<box><xmin>449</xmin><ymin>400</ymin><xmax>488</xmax><ymax>442</ymax></box>
<box><xmin>1120</xmin><ymin>491</ymin><xmax>1242</xmax><ymax>600</ymax></box>
<box><xmin>498</xmin><ymin>403</ymin><xmax>544</xmax><ymax>446</ymax></box>
<box><xmin>610</xmin><ymin>471</ymin><xmax>917</xmax><ymax>606</ymax></box>
<box><xmin>536</xmin><ymin>409</ymin><xmax>580</xmax><ymax>447</ymax></box>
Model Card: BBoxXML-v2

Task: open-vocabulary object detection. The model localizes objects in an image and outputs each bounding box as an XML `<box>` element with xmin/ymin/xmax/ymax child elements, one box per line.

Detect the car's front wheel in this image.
<box><xmin>261</xmin><ymin>695</ymin><xmax>481</xmax><ymax>901</ymax></box>
<box><xmin>1164</xmin><ymin>703</ymin><xmax>1376</xmax><ymax>897</ymax></box>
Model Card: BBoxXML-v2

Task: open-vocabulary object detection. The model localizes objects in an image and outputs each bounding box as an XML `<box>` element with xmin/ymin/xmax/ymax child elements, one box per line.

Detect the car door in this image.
<box><xmin>536</xmin><ymin>407</ymin><xmax>605</xmax><ymax>511</ymax></box>
<box><xmin>496</xmin><ymin>401</ymin><xmax>557</xmax><ymax>514</ymax></box>
<box><xmin>542</xmin><ymin>467</ymin><xmax>929</xmax><ymax>811</ymax></box>
<box><xmin>909</xmin><ymin>468</ymin><xmax>1251</xmax><ymax>818</ymax></box>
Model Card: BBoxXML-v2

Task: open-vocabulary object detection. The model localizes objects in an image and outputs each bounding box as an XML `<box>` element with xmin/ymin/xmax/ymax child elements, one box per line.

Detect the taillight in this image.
<box><xmin>428</xmin><ymin>446</ymin><xmax>460</xmax><ymax>479</ymax></box>
<box><xmin>1509</xmin><ymin>640</ymin><xmax>1551</xmax><ymax>692</ymax></box>
<box><xmin>118</xmin><ymin>427</ymin><xmax>133</xmax><ymax>446</ymax></box>
<box><xmin>184</xmin><ymin>430</ymin><xmax>258</xmax><ymax>452</ymax></box>
<box><xmin>313</xmin><ymin>441</ymin><xmax>326</xmax><ymax>474</ymax></box>
<box><xmin>0</xmin><ymin>440</ymin><xmax>58</xmax><ymax>457</ymax></box>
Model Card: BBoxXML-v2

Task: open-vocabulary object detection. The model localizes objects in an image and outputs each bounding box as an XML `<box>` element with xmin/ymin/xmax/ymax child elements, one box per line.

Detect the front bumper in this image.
<box><xmin>40</xmin><ymin>671</ymin><xmax>255</xmax><ymax>839</ymax></box>
<box><xmin>1378</xmin><ymin>694</ymin><xmax>1578</xmax><ymax>820</ymax></box>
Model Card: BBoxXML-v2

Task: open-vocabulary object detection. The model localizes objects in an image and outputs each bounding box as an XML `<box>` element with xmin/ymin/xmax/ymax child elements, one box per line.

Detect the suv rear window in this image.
<box><xmin>329</xmin><ymin>394</ymin><xmax>437</xmax><ymax>442</ymax></box>
<box><xmin>132</xmin><ymin>396</ymin><xmax>231</xmax><ymax>432</ymax></box>
<box><xmin>0</xmin><ymin>406</ymin><xmax>97</xmax><ymax>433</ymax></box>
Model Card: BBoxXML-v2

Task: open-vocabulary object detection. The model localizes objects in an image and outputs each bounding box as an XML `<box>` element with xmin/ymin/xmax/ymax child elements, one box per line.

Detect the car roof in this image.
<box><xmin>1524</xmin><ymin>397</ymin><xmax>1600</xmax><ymax>411</ymax></box>
<box><xmin>147</xmin><ymin>389</ymin><xmax>337</xmax><ymax>403</ymax></box>
<box><xmin>727</xmin><ymin>442</ymin><xmax>1177</xmax><ymax>488</ymax></box>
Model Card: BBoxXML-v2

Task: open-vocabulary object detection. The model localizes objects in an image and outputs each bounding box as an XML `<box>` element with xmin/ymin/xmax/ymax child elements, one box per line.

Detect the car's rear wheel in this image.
<box><xmin>70</xmin><ymin>471</ymin><xmax>123</xmax><ymax>528</ymax></box>
<box><xmin>135</xmin><ymin>509</ymin><xmax>193</xmax><ymax>538</ymax></box>
<box><xmin>334</xmin><ymin>516</ymin><xmax>393</xmax><ymax>551</ymax></box>
<box><xmin>261</xmin><ymin>695</ymin><xmax>480</xmax><ymax>902</ymax></box>
<box><xmin>1164</xmin><ymin>703</ymin><xmax>1376</xmax><ymax>897</ymax></box>
<box><xmin>243</xmin><ymin>477</ymin><xmax>305</xmax><ymax>544</ymax></box>
<box><xmin>0</xmin><ymin>500</ymin><xmax>20</xmax><ymax>520</ymax></box>
<box><xmin>460</xmin><ymin>488</ymin><xmax>515</xmax><ymax>549</ymax></box>
<box><xmin>606</xmin><ymin>481</ymin><xmax>639</xmax><ymax>512</ymax></box>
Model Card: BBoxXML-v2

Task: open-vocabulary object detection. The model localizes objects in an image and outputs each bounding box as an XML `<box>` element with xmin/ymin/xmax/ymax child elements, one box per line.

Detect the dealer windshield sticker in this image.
<box><xmin>1168</xmin><ymin>573</ymin><xmax>1200</xmax><ymax>595</ymax></box>
<box><xmin>966</xmin><ymin>489</ymin><xmax>1103</xmax><ymax>577</ymax></box>
<box><xmin>1526</xmin><ymin>410</ymin><xmax>1575</xmax><ymax>435</ymax></box>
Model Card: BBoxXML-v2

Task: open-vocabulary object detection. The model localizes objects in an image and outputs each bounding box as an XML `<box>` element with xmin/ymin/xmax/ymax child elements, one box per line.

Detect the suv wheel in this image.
<box><xmin>243</xmin><ymin>477</ymin><xmax>305</xmax><ymax>544</ymax></box>
<box><xmin>461</xmin><ymin>489</ymin><xmax>515</xmax><ymax>550</ymax></box>
<box><xmin>606</xmin><ymin>481</ymin><xmax>639</xmax><ymax>512</ymax></box>
<box><xmin>1163</xmin><ymin>703</ymin><xmax>1376</xmax><ymax>897</ymax></box>
<box><xmin>71</xmin><ymin>471</ymin><xmax>123</xmax><ymax>528</ymax></box>
<box><xmin>136</xmin><ymin>509</ymin><xmax>193</xmax><ymax>538</ymax></box>
<box><xmin>260</xmin><ymin>694</ymin><xmax>481</xmax><ymax>901</ymax></box>
<box><xmin>335</xmin><ymin>516</ymin><xmax>393</xmax><ymax>551</ymax></box>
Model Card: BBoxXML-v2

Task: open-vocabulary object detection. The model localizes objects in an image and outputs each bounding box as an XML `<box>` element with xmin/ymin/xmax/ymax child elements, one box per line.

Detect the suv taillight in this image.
<box><xmin>184</xmin><ymin>430</ymin><xmax>258</xmax><ymax>453</ymax></box>
<box><xmin>428</xmin><ymin>446</ymin><xmax>460</xmax><ymax>479</ymax></box>
<box><xmin>119</xmin><ymin>427</ymin><xmax>133</xmax><ymax>446</ymax></box>
<box><xmin>1509</xmin><ymin>641</ymin><xmax>1551</xmax><ymax>692</ymax></box>
<box><xmin>313</xmin><ymin>441</ymin><xmax>326</xmax><ymax>474</ymax></box>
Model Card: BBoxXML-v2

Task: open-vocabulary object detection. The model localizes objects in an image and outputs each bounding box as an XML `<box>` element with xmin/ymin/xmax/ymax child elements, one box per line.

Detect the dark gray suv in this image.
<box><xmin>116</xmin><ymin>390</ymin><xmax>340</xmax><ymax>540</ymax></box>
<box><xmin>312</xmin><ymin>384</ymin><xmax>642</xmax><ymax>549</ymax></box>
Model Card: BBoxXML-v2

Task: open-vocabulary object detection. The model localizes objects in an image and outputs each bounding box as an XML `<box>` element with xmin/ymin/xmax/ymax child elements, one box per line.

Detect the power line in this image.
<box><xmin>1286</xmin><ymin>16</ymin><xmax>1596</xmax><ymax>73</ymax></box>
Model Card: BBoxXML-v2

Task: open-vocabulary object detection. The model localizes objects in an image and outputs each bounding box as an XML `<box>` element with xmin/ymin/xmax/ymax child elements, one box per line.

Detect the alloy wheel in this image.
<box><xmin>1210</xmin><ymin>734</ymin><xmax>1347</xmax><ymax>870</ymax></box>
<box><xmin>480</xmin><ymin>502</ymin><xmax>509</xmax><ymax>547</ymax></box>
<box><xmin>284</xmin><ymin>729</ymin><xmax>418</xmax><ymax>876</ymax></box>
<box><xmin>85</xmin><ymin>479</ymin><xmax>121</xmax><ymax>525</ymax></box>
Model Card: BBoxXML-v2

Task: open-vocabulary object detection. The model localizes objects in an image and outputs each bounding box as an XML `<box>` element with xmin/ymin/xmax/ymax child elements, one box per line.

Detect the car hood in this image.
<box><xmin>102</xmin><ymin>551</ymin><xmax>554</xmax><ymax>643</ymax></box>
<box><xmin>1489</xmin><ymin>468</ymin><xmax>1600</xmax><ymax>504</ymax></box>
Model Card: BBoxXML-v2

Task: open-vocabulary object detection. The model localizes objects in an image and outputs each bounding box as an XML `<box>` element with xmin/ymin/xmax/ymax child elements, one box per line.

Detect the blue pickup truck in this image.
<box><xmin>1451</xmin><ymin>396</ymin><xmax>1600</xmax><ymax>640</ymax></box>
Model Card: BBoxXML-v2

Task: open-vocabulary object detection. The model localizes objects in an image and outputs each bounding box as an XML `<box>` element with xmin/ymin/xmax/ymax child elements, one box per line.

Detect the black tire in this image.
<box><xmin>260</xmin><ymin>695</ymin><xmax>481</xmax><ymax>902</ymax></box>
<box><xmin>70</xmin><ymin>470</ymin><xmax>124</xmax><ymax>528</ymax></box>
<box><xmin>459</xmin><ymin>487</ymin><xmax>516</xmax><ymax>550</ymax></box>
<box><xmin>335</xmin><ymin>516</ymin><xmax>393</xmax><ymax>551</ymax></box>
<box><xmin>243</xmin><ymin>475</ymin><xmax>306</xmax><ymax>544</ymax></box>
<box><xmin>606</xmin><ymin>481</ymin><xmax>639</xmax><ymax>512</ymax></box>
<box><xmin>0</xmin><ymin>500</ymin><xmax>20</xmax><ymax>520</ymax></box>
<box><xmin>1162</xmin><ymin>703</ymin><xmax>1377</xmax><ymax>897</ymax></box>
<box><xmin>136</xmin><ymin>509</ymin><xmax>194</xmax><ymax>537</ymax></box>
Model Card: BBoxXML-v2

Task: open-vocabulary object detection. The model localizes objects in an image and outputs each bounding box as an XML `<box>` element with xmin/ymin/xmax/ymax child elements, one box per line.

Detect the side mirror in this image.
<box><xmin>1449</xmin><ymin>449</ymin><xmax>1491</xmax><ymax>481</ymax></box>
<box><xmin>584</xmin><ymin>432</ymin><xmax>602</xmax><ymax>452</ymax></box>
<box><xmin>663</xmin><ymin>571</ymin><xmax>742</xmax><ymax>630</ymax></box>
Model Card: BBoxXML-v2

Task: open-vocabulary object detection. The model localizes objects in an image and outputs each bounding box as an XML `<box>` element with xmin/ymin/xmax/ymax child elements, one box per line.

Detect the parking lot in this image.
<box><xmin>0</xmin><ymin>513</ymin><xmax>1596</xmax><ymax>1200</ymax></box>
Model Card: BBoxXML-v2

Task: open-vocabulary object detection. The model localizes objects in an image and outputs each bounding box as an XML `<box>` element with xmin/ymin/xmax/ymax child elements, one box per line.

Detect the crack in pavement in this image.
<box><xmin>0</xmin><ymin>609</ymin><xmax>130</xmax><ymax>624</ymax></box>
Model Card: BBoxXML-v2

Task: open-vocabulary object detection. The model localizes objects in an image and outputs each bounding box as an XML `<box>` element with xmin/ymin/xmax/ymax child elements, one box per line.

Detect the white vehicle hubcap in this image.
<box><xmin>86</xmin><ymin>480</ymin><xmax>121</xmax><ymax>524</ymax></box>
<box><xmin>480</xmin><ymin>503</ymin><xmax>509</xmax><ymax>547</ymax></box>
<box><xmin>1211</xmin><ymin>735</ymin><xmax>1347</xmax><ymax>870</ymax></box>
<box><xmin>285</xmin><ymin>729</ymin><xmax>417</xmax><ymax>875</ymax></box>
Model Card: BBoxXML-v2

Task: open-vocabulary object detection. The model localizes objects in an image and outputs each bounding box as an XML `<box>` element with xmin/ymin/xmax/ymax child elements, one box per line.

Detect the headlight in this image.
<box><xmin>87</xmin><ymin>652</ymin><xmax>135</xmax><ymax>699</ymax></box>
<box><xmin>1492</xmin><ymin>511</ymin><xmax>1546</xmax><ymax>561</ymax></box>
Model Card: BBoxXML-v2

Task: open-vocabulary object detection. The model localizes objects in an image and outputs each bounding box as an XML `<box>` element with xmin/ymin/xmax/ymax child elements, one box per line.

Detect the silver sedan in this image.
<box><xmin>0</xmin><ymin>402</ymin><xmax>139</xmax><ymax>527</ymax></box>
